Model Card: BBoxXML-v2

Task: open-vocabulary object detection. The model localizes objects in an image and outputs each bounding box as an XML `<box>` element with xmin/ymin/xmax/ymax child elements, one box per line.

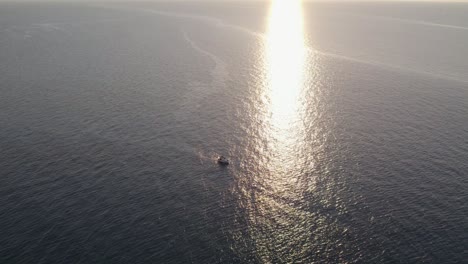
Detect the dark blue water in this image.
<box><xmin>0</xmin><ymin>2</ymin><xmax>467</xmax><ymax>263</ymax></box>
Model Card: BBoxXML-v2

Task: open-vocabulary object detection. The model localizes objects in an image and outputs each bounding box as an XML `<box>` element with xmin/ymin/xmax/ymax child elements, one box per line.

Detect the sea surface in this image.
<box><xmin>0</xmin><ymin>1</ymin><xmax>467</xmax><ymax>263</ymax></box>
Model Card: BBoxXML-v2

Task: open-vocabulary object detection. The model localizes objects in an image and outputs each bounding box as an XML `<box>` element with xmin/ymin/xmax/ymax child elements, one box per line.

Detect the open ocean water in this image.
<box><xmin>0</xmin><ymin>1</ymin><xmax>467</xmax><ymax>263</ymax></box>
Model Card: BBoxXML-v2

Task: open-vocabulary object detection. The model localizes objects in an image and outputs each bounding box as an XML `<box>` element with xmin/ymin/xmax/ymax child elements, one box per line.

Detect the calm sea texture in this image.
<box><xmin>1</xmin><ymin>1</ymin><xmax>467</xmax><ymax>263</ymax></box>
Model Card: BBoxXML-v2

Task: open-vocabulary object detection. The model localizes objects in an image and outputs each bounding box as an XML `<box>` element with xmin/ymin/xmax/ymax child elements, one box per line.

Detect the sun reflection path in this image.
<box><xmin>263</xmin><ymin>0</ymin><xmax>308</xmax><ymax>177</ymax></box>
<box><xmin>266</xmin><ymin>0</ymin><xmax>307</xmax><ymax>136</ymax></box>
<box><xmin>231</xmin><ymin>1</ymin><xmax>347</xmax><ymax>261</ymax></box>
<box><xmin>239</xmin><ymin>0</ymin><xmax>319</xmax><ymax>262</ymax></box>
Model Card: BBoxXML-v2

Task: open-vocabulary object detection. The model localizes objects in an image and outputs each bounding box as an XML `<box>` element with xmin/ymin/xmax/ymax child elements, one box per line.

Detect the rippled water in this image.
<box><xmin>1</xmin><ymin>1</ymin><xmax>467</xmax><ymax>263</ymax></box>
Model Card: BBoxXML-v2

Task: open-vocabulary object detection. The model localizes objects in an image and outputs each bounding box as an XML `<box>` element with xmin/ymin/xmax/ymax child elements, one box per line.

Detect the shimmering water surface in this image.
<box><xmin>1</xmin><ymin>1</ymin><xmax>467</xmax><ymax>263</ymax></box>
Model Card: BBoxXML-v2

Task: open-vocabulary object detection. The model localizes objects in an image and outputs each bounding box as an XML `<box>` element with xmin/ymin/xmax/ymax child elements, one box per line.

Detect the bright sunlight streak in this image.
<box><xmin>266</xmin><ymin>0</ymin><xmax>306</xmax><ymax>133</ymax></box>
<box><xmin>246</xmin><ymin>2</ymin><xmax>311</xmax><ymax>261</ymax></box>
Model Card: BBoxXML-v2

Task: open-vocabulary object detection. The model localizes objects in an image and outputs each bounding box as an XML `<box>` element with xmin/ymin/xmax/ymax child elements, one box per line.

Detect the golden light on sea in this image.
<box><xmin>239</xmin><ymin>0</ymin><xmax>317</xmax><ymax>262</ymax></box>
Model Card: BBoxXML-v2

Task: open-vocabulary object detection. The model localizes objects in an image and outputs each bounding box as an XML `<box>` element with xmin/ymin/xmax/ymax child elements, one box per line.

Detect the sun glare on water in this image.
<box><xmin>266</xmin><ymin>0</ymin><xmax>306</xmax><ymax>135</ymax></box>
<box><xmin>233</xmin><ymin>0</ymin><xmax>334</xmax><ymax>261</ymax></box>
<box><xmin>237</xmin><ymin>0</ymin><xmax>317</xmax><ymax>261</ymax></box>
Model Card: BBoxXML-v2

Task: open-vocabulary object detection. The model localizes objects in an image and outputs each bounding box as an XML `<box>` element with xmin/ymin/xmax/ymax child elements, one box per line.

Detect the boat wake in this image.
<box><xmin>347</xmin><ymin>12</ymin><xmax>468</xmax><ymax>31</ymax></box>
<box><xmin>97</xmin><ymin>4</ymin><xmax>468</xmax><ymax>84</ymax></box>
<box><xmin>181</xmin><ymin>31</ymin><xmax>228</xmax><ymax>90</ymax></box>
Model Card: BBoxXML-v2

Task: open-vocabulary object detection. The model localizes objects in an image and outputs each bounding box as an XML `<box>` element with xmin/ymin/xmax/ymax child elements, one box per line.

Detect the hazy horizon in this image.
<box><xmin>2</xmin><ymin>0</ymin><xmax>468</xmax><ymax>3</ymax></box>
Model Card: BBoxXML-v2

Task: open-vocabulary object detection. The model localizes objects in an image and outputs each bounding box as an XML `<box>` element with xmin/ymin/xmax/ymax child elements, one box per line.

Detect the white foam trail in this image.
<box><xmin>95</xmin><ymin>4</ymin><xmax>468</xmax><ymax>84</ymax></box>
<box><xmin>310</xmin><ymin>49</ymin><xmax>468</xmax><ymax>84</ymax></box>
<box><xmin>181</xmin><ymin>30</ymin><xmax>228</xmax><ymax>89</ymax></box>
<box><xmin>374</xmin><ymin>16</ymin><xmax>468</xmax><ymax>31</ymax></box>
<box><xmin>341</xmin><ymin>12</ymin><xmax>468</xmax><ymax>31</ymax></box>
<box><xmin>153</xmin><ymin>10</ymin><xmax>258</xmax><ymax>37</ymax></box>
<box><xmin>91</xmin><ymin>4</ymin><xmax>262</xmax><ymax>39</ymax></box>
<box><xmin>172</xmin><ymin>30</ymin><xmax>229</xmax><ymax>127</ymax></box>
<box><xmin>404</xmin><ymin>20</ymin><xmax>468</xmax><ymax>31</ymax></box>
<box><xmin>149</xmin><ymin>9</ymin><xmax>468</xmax><ymax>84</ymax></box>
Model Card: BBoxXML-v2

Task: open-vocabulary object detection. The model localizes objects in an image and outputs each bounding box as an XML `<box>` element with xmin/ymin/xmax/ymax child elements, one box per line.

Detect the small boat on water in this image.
<box><xmin>217</xmin><ymin>156</ymin><xmax>229</xmax><ymax>165</ymax></box>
